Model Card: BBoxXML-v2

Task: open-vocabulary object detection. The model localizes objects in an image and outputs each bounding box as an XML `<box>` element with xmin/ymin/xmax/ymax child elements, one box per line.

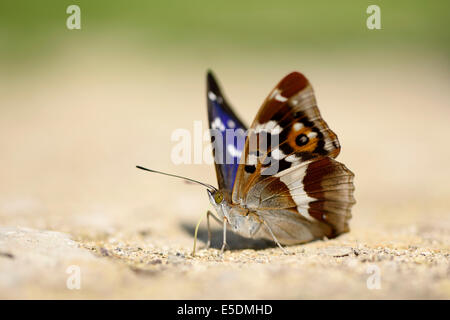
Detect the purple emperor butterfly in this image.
<box><xmin>137</xmin><ymin>71</ymin><xmax>355</xmax><ymax>255</ymax></box>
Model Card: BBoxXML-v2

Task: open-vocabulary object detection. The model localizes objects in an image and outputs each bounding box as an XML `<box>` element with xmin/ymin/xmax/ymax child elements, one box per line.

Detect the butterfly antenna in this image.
<box><xmin>136</xmin><ymin>166</ymin><xmax>217</xmax><ymax>192</ymax></box>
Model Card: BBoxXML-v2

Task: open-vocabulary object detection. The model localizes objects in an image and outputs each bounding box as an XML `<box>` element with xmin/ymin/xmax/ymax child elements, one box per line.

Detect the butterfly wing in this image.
<box><xmin>207</xmin><ymin>71</ymin><xmax>247</xmax><ymax>197</ymax></box>
<box><xmin>251</xmin><ymin>157</ymin><xmax>355</xmax><ymax>243</ymax></box>
<box><xmin>232</xmin><ymin>72</ymin><xmax>355</xmax><ymax>242</ymax></box>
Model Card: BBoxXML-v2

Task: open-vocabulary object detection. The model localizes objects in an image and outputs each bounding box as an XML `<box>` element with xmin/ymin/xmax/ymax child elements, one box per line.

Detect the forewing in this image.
<box><xmin>207</xmin><ymin>71</ymin><xmax>247</xmax><ymax>196</ymax></box>
<box><xmin>232</xmin><ymin>72</ymin><xmax>341</xmax><ymax>203</ymax></box>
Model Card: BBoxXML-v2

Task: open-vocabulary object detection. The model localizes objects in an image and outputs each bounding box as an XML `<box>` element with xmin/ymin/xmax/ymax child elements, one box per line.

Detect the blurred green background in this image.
<box><xmin>1</xmin><ymin>1</ymin><xmax>449</xmax><ymax>64</ymax></box>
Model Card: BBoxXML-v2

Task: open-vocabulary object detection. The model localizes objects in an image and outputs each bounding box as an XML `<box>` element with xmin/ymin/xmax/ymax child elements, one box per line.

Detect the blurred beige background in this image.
<box><xmin>0</xmin><ymin>1</ymin><xmax>449</xmax><ymax>299</ymax></box>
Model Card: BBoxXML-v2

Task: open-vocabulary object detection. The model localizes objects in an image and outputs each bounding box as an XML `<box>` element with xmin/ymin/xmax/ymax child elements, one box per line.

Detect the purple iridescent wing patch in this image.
<box><xmin>207</xmin><ymin>71</ymin><xmax>247</xmax><ymax>194</ymax></box>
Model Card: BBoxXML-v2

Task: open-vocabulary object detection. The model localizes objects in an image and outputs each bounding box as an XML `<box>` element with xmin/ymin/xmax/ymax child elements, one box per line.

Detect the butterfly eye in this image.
<box><xmin>214</xmin><ymin>192</ymin><xmax>224</xmax><ymax>204</ymax></box>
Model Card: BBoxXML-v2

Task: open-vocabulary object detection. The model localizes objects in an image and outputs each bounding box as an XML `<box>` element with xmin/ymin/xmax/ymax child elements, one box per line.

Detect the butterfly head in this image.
<box><xmin>207</xmin><ymin>189</ymin><xmax>224</xmax><ymax>207</ymax></box>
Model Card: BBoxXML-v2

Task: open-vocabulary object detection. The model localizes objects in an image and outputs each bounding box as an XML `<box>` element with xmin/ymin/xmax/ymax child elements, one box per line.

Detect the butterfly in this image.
<box><xmin>137</xmin><ymin>71</ymin><xmax>355</xmax><ymax>255</ymax></box>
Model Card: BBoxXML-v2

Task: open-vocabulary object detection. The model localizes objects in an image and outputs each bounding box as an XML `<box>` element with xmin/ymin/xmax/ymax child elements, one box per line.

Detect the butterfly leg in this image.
<box><xmin>206</xmin><ymin>210</ymin><xmax>222</xmax><ymax>249</ymax></box>
<box><xmin>262</xmin><ymin>219</ymin><xmax>289</xmax><ymax>255</ymax></box>
<box><xmin>220</xmin><ymin>217</ymin><xmax>228</xmax><ymax>254</ymax></box>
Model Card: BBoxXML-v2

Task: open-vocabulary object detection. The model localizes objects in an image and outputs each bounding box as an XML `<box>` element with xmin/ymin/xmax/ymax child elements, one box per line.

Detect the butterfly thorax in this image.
<box><xmin>207</xmin><ymin>190</ymin><xmax>263</xmax><ymax>239</ymax></box>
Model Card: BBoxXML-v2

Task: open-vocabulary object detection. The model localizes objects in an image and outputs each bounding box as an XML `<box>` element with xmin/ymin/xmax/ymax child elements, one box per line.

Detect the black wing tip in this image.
<box><xmin>206</xmin><ymin>69</ymin><xmax>217</xmax><ymax>80</ymax></box>
<box><xmin>206</xmin><ymin>70</ymin><xmax>221</xmax><ymax>94</ymax></box>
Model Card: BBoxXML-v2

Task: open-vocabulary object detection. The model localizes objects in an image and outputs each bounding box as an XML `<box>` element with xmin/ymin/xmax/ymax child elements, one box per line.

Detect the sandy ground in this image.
<box><xmin>0</xmin><ymin>49</ymin><xmax>449</xmax><ymax>299</ymax></box>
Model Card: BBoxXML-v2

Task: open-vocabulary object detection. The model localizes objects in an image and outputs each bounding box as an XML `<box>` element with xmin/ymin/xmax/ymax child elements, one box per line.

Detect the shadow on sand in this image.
<box><xmin>180</xmin><ymin>222</ymin><xmax>276</xmax><ymax>251</ymax></box>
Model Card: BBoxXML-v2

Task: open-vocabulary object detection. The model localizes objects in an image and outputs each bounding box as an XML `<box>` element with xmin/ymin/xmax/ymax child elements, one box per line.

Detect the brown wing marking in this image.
<box><xmin>232</xmin><ymin>72</ymin><xmax>340</xmax><ymax>204</ymax></box>
<box><xmin>247</xmin><ymin>157</ymin><xmax>355</xmax><ymax>240</ymax></box>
